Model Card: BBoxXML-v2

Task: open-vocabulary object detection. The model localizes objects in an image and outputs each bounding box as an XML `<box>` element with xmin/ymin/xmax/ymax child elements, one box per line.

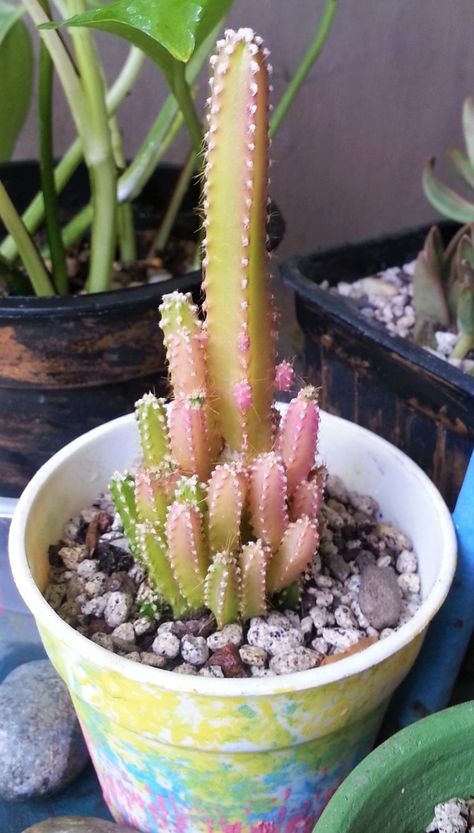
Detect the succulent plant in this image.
<box><xmin>111</xmin><ymin>28</ymin><xmax>323</xmax><ymax>628</ymax></box>
<box><xmin>413</xmin><ymin>224</ymin><xmax>474</xmax><ymax>360</ymax></box>
<box><xmin>415</xmin><ymin>96</ymin><xmax>474</xmax><ymax>360</ymax></box>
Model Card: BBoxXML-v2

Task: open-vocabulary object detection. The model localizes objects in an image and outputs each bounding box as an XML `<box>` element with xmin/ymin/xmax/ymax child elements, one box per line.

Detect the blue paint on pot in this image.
<box><xmin>385</xmin><ymin>452</ymin><xmax>474</xmax><ymax>729</ymax></box>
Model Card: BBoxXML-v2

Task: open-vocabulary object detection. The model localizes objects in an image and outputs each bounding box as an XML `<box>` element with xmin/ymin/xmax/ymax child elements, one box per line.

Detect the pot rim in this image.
<box><xmin>9</xmin><ymin>410</ymin><xmax>457</xmax><ymax>698</ymax></box>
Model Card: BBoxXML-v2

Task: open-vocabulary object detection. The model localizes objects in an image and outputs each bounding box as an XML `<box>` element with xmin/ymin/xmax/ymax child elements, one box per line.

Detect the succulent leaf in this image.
<box><xmin>203</xmin><ymin>28</ymin><xmax>275</xmax><ymax>454</ymax></box>
<box><xmin>249</xmin><ymin>452</ymin><xmax>288</xmax><ymax>550</ymax></box>
<box><xmin>135</xmin><ymin>393</ymin><xmax>169</xmax><ymax>468</ymax></box>
<box><xmin>463</xmin><ymin>96</ymin><xmax>474</xmax><ymax>168</ymax></box>
<box><xmin>110</xmin><ymin>472</ymin><xmax>138</xmax><ymax>553</ymax></box>
<box><xmin>166</xmin><ymin>500</ymin><xmax>208</xmax><ymax>608</ymax></box>
<box><xmin>277</xmin><ymin>386</ymin><xmax>320</xmax><ymax>495</ymax></box>
<box><xmin>239</xmin><ymin>539</ymin><xmax>268</xmax><ymax>619</ymax></box>
<box><xmin>266</xmin><ymin>515</ymin><xmax>319</xmax><ymax>594</ymax></box>
<box><xmin>448</xmin><ymin>148</ymin><xmax>474</xmax><ymax>191</ymax></box>
<box><xmin>413</xmin><ymin>228</ymin><xmax>450</xmax><ymax>344</ymax></box>
<box><xmin>422</xmin><ymin>159</ymin><xmax>474</xmax><ymax>223</ymax></box>
<box><xmin>204</xmin><ymin>551</ymin><xmax>240</xmax><ymax>628</ymax></box>
<box><xmin>207</xmin><ymin>462</ymin><xmax>247</xmax><ymax>553</ymax></box>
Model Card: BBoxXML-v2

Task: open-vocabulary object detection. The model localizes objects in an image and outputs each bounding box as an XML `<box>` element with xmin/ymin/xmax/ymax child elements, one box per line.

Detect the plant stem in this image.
<box><xmin>0</xmin><ymin>44</ymin><xmax>142</xmax><ymax>264</ymax></box>
<box><xmin>0</xmin><ymin>182</ymin><xmax>55</xmax><ymax>295</ymax></box>
<box><xmin>150</xmin><ymin>150</ymin><xmax>196</xmax><ymax>255</ymax></box>
<box><xmin>269</xmin><ymin>0</ymin><xmax>339</xmax><ymax>139</ymax></box>
<box><xmin>38</xmin><ymin>7</ymin><xmax>68</xmax><ymax>293</ymax></box>
<box><xmin>171</xmin><ymin>61</ymin><xmax>203</xmax><ymax>157</ymax></box>
<box><xmin>451</xmin><ymin>332</ymin><xmax>474</xmax><ymax>360</ymax></box>
<box><xmin>110</xmin><ymin>115</ymin><xmax>136</xmax><ymax>264</ymax></box>
<box><xmin>65</xmin><ymin>0</ymin><xmax>117</xmax><ymax>293</ymax></box>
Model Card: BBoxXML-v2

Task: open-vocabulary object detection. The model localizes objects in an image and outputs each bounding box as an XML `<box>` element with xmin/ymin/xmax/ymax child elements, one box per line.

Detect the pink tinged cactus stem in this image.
<box><xmin>275</xmin><ymin>360</ymin><xmax>295</xmax><ymax>392</ymax></box>
<box><xmin>289</xmin><ymin>465</ymin><xmax>326</xmax><ymax>523</ymax></box>
<box><xmin>249</xmin><ymin>452</ymin><xmax>288</xmax><ymax>550</ymax></box>
<box><xmin>203</xmin><ymin>28</ymin><xmax>275</xmax><ymax>454</ymax></box>
<box><xmin>207</xmin><ymin>462</ymin><xmax>248</xmax><ymax>553</ymax></box>
<box><xmin>266</xmin><ymin>516</ymin><xmax>319</xmax><ymax>594</ymax></box>
<box><xmin>166</xmin><ymin>501</ymin><xmax>209</xmax><ymax>609</ymax></box>
<box><xmin>169</xmin><ymin>392</ymin><xmax>213</xmax><ymax>482</ymax></box>
<box><xmin>135</xmin><ymin>393</ymin><xmax>169</xmax><ymax>468</ymax></box>
<box><xmin>136</xmin><ymin>521</ymin><xmax>188</xmax><ymax>618</ymax></box>
<box><xmin>277</xmin><ymin>385</ymin><xmax>320</xmax><ymax>495</ymax></box>
<box><xmin>239</xmin><ymin>540</ymin><xmax>268</xmax><ymax>619</ymax></box>
<box><xmin>204</xmin><ymin>551</ymin><xmax>240</xmax><ymax>628</ymax></box>
<box><xmin>159</xmin><ymin>291</ymin><xmax>208</xmax><ymax>398</ymax></box>
<box><xmin>134</xmin><ymin>469</ymin><xmax>170</xmax><ymax>528</ymax></box>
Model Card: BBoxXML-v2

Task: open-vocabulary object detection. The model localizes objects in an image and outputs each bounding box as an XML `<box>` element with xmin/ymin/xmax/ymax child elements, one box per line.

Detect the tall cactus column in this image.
<box><xmin>202</xmin><ymin>28</ymin><xmax>275</xmax><ymax>455</ymax></box>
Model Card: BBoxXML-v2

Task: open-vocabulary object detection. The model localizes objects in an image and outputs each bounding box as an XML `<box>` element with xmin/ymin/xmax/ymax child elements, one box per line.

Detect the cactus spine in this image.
<box><xmin>111</xmin><ymin>30</ymin><xmax>326</xmax><ymax>632</ymax></box>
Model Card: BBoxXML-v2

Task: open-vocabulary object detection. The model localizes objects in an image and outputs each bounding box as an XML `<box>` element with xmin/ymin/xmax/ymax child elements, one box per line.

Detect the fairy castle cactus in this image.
<box><xmin>111</xmin><ymin>29</ymin><xmax>324</xmax><ymax>628</ymax></box>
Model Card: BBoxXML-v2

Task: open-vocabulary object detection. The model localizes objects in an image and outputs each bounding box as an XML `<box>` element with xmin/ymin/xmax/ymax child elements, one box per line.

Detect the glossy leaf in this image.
<box><xmin>0</xmin><ymin>2</ymin><xmax>33</xmax><ymax>160</ymax></box>
<box><xmin>422</xmin><ymin>160</ymin><xmax>474</xmax><ymax>223</ymax></box>
<box><xmin>42</xmin><ymin>0</ymin><xmax>234</xmax><ymax>86</ymax></box>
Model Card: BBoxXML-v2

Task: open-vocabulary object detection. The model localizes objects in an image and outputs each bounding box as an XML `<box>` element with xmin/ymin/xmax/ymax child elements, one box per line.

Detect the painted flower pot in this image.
<box><xmin>314</xmin><ymin>700</ymin><xmax>474</xmax><ymax>833</ymax></box>
<box><xmin>9</xmin><ymin>408</ymin><xmax>456</xmax><ymax>833</ymax></box>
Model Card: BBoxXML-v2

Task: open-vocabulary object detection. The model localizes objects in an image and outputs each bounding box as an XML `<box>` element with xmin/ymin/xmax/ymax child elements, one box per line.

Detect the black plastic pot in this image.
<box><xmin>280</xmin><ymin>223</ymin><xmax>474</xmax><ymax>510</ymax></box>
<box><xmin>0</xmin><ymin>162</ymin><xmax>284</xmax><ymax>497</ymax></box>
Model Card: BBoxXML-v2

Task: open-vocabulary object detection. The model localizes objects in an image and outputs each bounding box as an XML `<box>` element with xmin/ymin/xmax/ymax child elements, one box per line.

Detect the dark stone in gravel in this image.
<box><xmin>359</xmin><ymin>564</ymin><xmax>402</xmax><ymax>629</ymax></box>
<box><xmin>22</xmin><ymin>817</ymin><xmax>137</xmax><ymax>832</ymax></box>
<box><xmin>205</xmin><ymin>644</ymin><xmax>250</xmax><ymax>677</ymax></box>
<box><xmin>181</xmin><ymin>614</ymin><xmax>216</xmax><ymax>638</ymax></box>
<box><xmin>48</xmin><ymin>543</ymin><xmax>64</xmax><ymax>568</ymax></box>
<box><xmin>0</xmin><ymin>660</ymin><xmax>89</xmax><ymax>800</ymax></box>
<box><xmin>96</xmin><ymin>542</ymin><xmax>134</xmax><ymax>575</ymax></box>
<box><xmin>325</xmin><ymin>551</ymin><xmax>351</xmax><ymax>582</ymax></box>
<box><xmin>104</xmin><ymin>570</ymin><xmax>135</xmax><ymax>595</ymax></box>
<box><xmin>355</xmin><ymin>550</ymin><xmax>376</xmax><ymax>571</ymax></box>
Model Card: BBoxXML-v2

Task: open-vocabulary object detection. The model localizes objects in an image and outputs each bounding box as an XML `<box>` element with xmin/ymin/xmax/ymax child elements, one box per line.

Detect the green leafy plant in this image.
<box><xmin>413</xmin><ymin>96</ymin><xmax>474</xmax><ymax>360</ymax></box>
<box><xmin>0</xmin><ymin>1</ymin><xmax>33</xmax><ymax>161</ymax></box>
<box><xmin>111</xmin><ymin>30</ymin><xmax>325</xmax><ymax>628</ymax></box>
<box><xmin>0</xmin><ymin>0</ymin><xmax>339</xmax><ymax>297</ymax></box>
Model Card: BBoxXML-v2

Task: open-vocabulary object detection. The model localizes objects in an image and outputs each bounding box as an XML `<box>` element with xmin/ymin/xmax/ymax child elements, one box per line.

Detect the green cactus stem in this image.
<box><xmin>165</xmin><ymin>500</ymin><xmax>208</xmax><ymax>609</ymax></box>
<box><xmin>202</xmin><ymin>28</ymin><xmax>275</xmax><ymax>455</ymax></box>
<box><xmin>136</xmin><ymin>521</ymin><xmax>189</xmax><ymax>618</ymax></box>
<box><xmin>239</xmin><ymin>540</ymin><xmax>268</xmax><ymax>619</ymax></box>
<box><xmin>249</xmin><ymin>452</ymin><xmax>288</xmax><ymax>550</ymax></box>
<box><xmin>207</xmin><ymin>462</ymin><xmax>248</xmax><ymax>553</ymax></box>
<box><xmin>110</xmin><ymin>471</ymin><xmax>138</xmax><ymax>553</ymax></box>
<box><xmin>204</xmin><ymin>551</ymin><xmax>241</xmax><ymax>628</ymax></box>
<box><xmin>135</xmin><ymin>393</ymin><xmax>169</xmax><ymax>468</ymax></box>
<box><xmin>134</xmin><ymin>469</ymin><xmax>171</xmax><ymax>528</ymax></box>
<box><xmin>267</xmin><ymin>516</ymin><xmax>319</xmax><ymax>594</ymax></box>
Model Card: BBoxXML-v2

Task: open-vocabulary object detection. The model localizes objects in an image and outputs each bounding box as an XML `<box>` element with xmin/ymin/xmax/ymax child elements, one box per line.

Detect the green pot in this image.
<box><xmin>315</xmin><ymin>701</ymin><xmax>474</xmax><ymax>833</ymax></box>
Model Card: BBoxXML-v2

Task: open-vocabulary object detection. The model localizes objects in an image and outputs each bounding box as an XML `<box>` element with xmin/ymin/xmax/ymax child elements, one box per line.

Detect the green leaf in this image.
<box><xmin>448</xmin><ymin>148</ymin><xmax>474</xmax><ymax>191</ymax></box>
<box><xmin>422</xmin><ymin>159</ymin><xmax>474</xmax><ymax>223</ymax></box>
<box><xmin>462</xmin><ymin>96</ymin><xmax>474</xmax><ymax>168</ymax></box>
<box><xmin>0</xmin><ymin>3</ymin><xmax>33</xmax><ymax>161</ymax></box>
<box><xmin>42</xmin><ymin>0</ymin><xmax>233</xmax><ymax>85</ymax></box>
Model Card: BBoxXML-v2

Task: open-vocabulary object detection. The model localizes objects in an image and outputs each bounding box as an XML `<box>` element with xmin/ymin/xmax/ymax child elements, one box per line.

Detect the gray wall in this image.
<box><xmin>14</xmin><ymin>0</ymin><xmax>474</xmax><ymax>260</ymax></box>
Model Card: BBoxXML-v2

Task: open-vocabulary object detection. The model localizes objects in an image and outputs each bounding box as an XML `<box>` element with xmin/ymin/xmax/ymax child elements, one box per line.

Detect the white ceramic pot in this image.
<box><xmin>9</xmin><ymin>409</ymin><xmax>456</xmax><ymax>833</ymax></box>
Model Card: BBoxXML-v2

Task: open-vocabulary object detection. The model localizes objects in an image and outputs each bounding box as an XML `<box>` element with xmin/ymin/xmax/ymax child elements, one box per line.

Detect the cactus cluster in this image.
<box><xmin>111</xmin><ymin>28</ymin><xmax>324</xmax><ymax>628</ymax></box>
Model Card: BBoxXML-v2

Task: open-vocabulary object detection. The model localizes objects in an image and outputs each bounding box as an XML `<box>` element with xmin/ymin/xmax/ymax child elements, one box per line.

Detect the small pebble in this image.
<box><xmin>103</xmin><ymin>591</ymin><xmax>132</xmax><ymax>628</ymax></box>
<box><xmin>152</xmin><ymin>632</ymin><xmax>180</xmax><ymax>659</ymax></box>
<box><xmin>396</xmin><ymin>549</ymin><xmax>418</xmax><ymax>574</ymax></box>
<box><xmin>140</xmin><ymin>652</ymin><xmax>167</xmax><ymax>669</ymax></box>
<box><xmin>359</xmin><ymin>564</ymin><xmax>402</xmax><ymax>629</ymax></box>
<box><xmin>180</xmin><ymin>634</ymin><xmax>209</xmax><ymax>666</ymax></box>
<box><xmin>207</xmin><ymin>624</ymin><xmax>243</xmax><ymax>651</ymax></box>
<box><xmin>239</xmin><ymin>645</ymin><xmax>268</xmax><ymax>667</ymax></box>
<box><xmin>269</xmin><ymin>647</ymin><xmax>322</xmax><ymax>675</ymax></box>
<box><xmin>398</xmin><ymin>572</ymin><xmax>421</xmax><ymax>597</ymax></box>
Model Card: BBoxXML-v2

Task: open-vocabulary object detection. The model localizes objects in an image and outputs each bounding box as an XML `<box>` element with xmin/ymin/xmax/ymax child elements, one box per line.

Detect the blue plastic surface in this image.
<box><xmin>0</xmin><ymin>511</ymin><xmax>112</xmax><ymax>833</ymax></box>
<box><xmin>384</xmin><ymin>452</ymin><xmax>474</xmax><ymax>731</ymax></box>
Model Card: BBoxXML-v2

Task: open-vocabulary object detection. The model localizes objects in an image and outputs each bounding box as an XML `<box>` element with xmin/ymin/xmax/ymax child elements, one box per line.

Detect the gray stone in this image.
<box><xmin>0</xmin><ymin>660</ymin><xmax>89</xmax><ymax>800</ymax></box>
<box><xmin>359</xmin><ymin>564</ymin><xmax>402</xmax><ymax>629</ymax></box>
<box><xmin>22</xmin><ymin>817</ymin><xmax>137</xmax><ymax>833</ymax></box>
